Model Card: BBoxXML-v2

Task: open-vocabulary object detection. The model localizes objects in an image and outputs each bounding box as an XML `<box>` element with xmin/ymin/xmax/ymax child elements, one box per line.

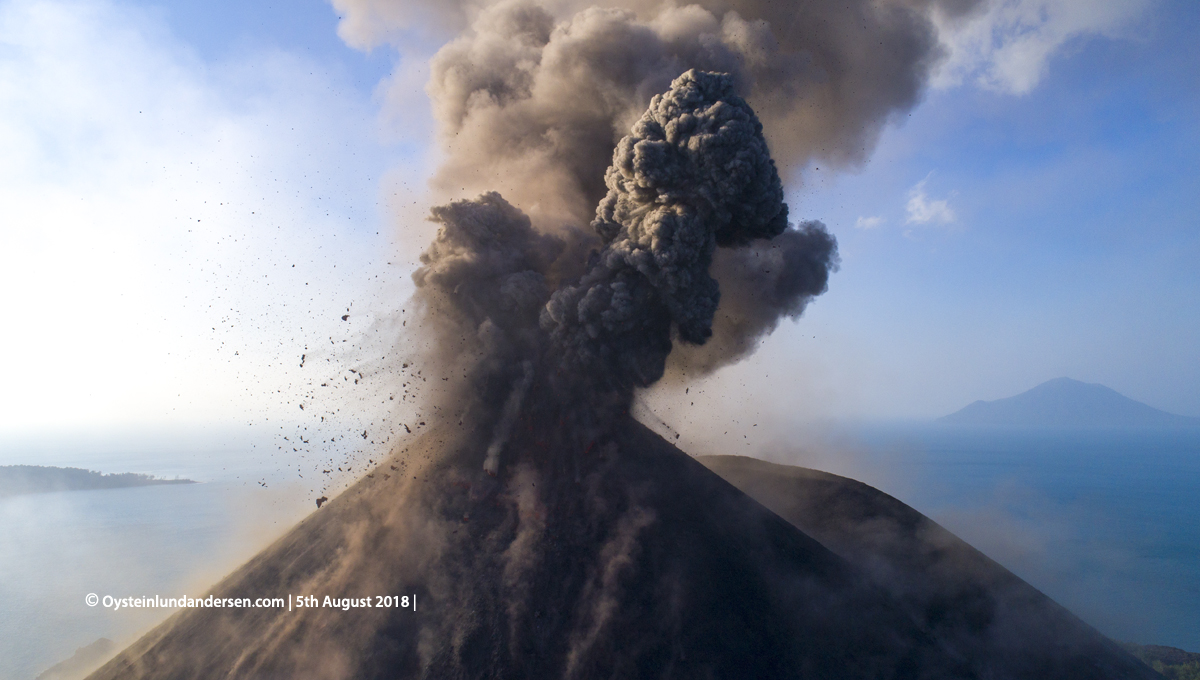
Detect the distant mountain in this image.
<box><xmin>0</xmin><ymin>465</ymin><xmax>195</xmax><ymax>498</ymax></box>
<box><xmin>939</xmin><ymin>377</ymin><xmax>1200</xmax><ymax>428</ymax></box>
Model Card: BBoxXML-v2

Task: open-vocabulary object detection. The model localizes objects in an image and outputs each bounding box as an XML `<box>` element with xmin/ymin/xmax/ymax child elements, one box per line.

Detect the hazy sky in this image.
<box><xmin>1</xmin><ymin>0</ymin><xmax>1197</xmax><ymax>437</ymax></box>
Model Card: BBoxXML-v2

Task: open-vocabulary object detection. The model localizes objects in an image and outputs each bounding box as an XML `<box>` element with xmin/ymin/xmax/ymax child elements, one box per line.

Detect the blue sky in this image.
<box><xmin>1</xmin><ymin>0</ymin><xmax>1197</xmax><ymax>436</ymax></box>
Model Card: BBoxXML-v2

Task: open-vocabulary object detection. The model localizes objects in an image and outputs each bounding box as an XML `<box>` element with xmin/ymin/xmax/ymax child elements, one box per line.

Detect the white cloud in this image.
<box><xmin>0</xmin><ymin>0</ymin><xmax>413</xmax><ymax>433</ymax></box>
<box><xmin>855</xmin><ymin>216</ymin><xmax>884</xmax><ymax>230</ymax></box>
<box><xmin>932</xmin><ymin>0</ymin><xmax>1152</xmax><ymax>94</ymax></box>
<box><xmin>905</xmin><ymin>176</ymin><xmax>957</xmax><ymax>225</ymax></box>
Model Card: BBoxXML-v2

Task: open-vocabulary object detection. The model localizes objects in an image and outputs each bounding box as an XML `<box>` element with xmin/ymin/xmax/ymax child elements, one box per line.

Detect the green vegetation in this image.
<box><xmin>1122</xmin><ymin>643</ymin><xmax>1200</xmax><ymax>680</ymax></box>
<box><xmin>0</xmin><ymin>465</ymin><xmax>195</xmax><ymax>497</ymax></box>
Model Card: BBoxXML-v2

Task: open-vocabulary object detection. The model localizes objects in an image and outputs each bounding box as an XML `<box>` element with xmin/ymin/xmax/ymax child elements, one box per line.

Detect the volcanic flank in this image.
<box><xmin>88</xmin><ymin>420</ymin><xmax>1161</xmax><ymax>679</ymax></box>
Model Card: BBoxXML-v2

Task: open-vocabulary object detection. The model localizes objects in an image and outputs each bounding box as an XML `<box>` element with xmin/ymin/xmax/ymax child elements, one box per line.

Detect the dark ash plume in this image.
<box><xmin>406</xmin><ymin>70</ymin><xmax>837</xmax><ymax>481</ymax></box>
<box><xmin>409</xmin><ymin>190</ymin><xmax>561</xmax><ymax>409</ymax></box>
<box><xmin>542</xmin><ymin>69</ymin><xmax>794</xmax><ymax>392</ymax></box>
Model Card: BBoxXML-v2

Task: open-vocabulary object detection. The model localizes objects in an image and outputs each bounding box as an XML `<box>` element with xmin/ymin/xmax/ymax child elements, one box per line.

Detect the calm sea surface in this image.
<box><xmin>0</xmin><ymin>426</ymin><xmax>1197</xmax><ymax>678</ymax></box>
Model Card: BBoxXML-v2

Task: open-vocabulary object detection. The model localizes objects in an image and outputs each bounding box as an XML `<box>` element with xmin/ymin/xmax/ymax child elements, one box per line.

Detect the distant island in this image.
<box><xmin>0</xmin><ymin>465</ymin><xmax>196</xmax><ymax>498</ymax></box>
<box><xmin>939</xmin><ymin>377</ymin><xmax>1200</xmax><ymax>428</ymax></box>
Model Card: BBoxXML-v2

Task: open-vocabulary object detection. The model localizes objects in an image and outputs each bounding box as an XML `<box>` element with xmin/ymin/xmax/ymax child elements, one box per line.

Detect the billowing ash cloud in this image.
<box><xmin>407</xmin><ymin>70</ymin><xmax>838</xmax><ymax>478</ymax></box>
<box><xmin>413</xmin><ymin>192</ymin><xmax>561</xmax><ymax>342</ymax></box>
<box><xmin>377</xmin><ymin>0</ymin><xmax>971</xmax><ymax>377</ymax></box>
<box><xmin>542</xmin><ymin>70</ymin><xmax>790</xmax><ymax>392</ymax></box>
<box><xmin>343</xmin><ymin>0</ymin><xmax>980</xmax><ymax>224</ymax></box>
<box><xmin>375</xmin><ymin>0</ymin><xmax>978</xmax><ymax>451</ymax></box>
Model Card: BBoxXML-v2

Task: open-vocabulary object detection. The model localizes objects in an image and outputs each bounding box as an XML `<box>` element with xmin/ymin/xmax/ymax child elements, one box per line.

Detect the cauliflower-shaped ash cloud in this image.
<box><xmin>542</xmin><ymin>69</ymin><xmax>789</xmax><ymax>390</ymax></box>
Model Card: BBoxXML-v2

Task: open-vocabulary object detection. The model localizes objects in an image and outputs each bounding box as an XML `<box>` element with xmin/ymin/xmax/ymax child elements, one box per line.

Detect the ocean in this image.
<box><xmin>0</xmin><ymin>425</ymin><xmax>1197</xmax><ymax>679</ymax></box>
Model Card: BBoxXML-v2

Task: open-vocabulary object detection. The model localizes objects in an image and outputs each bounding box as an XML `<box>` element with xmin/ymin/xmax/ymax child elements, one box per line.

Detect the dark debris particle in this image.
<box><xmin>315</xmin><ymin>496</ymin><xmax>328</xmax><ymax>509</ymax></box>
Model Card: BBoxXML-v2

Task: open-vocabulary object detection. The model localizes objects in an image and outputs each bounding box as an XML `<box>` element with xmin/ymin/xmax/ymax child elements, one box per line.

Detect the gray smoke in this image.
<box><xmin>669</xmin><ymin>222</ymin><xmax>839</xmax><ymax>376</ymax></box>
<box><xmin>484</xmin><ymin>359</ymin><xmax>535</xmax><ymax>474</ymax></box>
<box><xmin>353</xmin><ymin>0</ymin><xmax>980</xmax><ymax>223</ymax></box>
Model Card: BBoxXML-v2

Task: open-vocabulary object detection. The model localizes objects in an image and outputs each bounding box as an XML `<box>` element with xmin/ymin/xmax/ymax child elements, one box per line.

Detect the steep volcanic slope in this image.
<box><xmin>699</xmin><ymin>455</ymin><xmax>1161</xmax><ymax>680</ymax></box>
<box><xmin>90</xmin><ymin>417</ymin><xmax>971</xmax><ymax>680</ymax></box>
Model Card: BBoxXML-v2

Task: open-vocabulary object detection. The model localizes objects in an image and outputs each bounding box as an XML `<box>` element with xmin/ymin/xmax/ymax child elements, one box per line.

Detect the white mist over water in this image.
<box><xmin>0</xmin><ymin>437</ymin><xmax>314</xmax><ymax>680</ymax></box>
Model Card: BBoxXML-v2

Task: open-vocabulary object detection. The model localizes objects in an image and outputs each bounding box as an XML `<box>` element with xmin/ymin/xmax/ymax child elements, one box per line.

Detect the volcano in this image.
<box><xmin>82</xmin><ymin>54</ymin><xmax>1161</xmax><ymax>680</ymax></box>
<box><xmin>86</xmin><ymin>416</ymin><xmax>1157</xmax><ymax>680</ymax></box>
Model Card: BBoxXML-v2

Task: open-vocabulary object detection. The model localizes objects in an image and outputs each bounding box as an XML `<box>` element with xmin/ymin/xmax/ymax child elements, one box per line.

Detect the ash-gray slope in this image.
<box><xmin>88</xmin><ymin>418</ymin><xmax>962</xmax><ymax>680</ymax></box>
